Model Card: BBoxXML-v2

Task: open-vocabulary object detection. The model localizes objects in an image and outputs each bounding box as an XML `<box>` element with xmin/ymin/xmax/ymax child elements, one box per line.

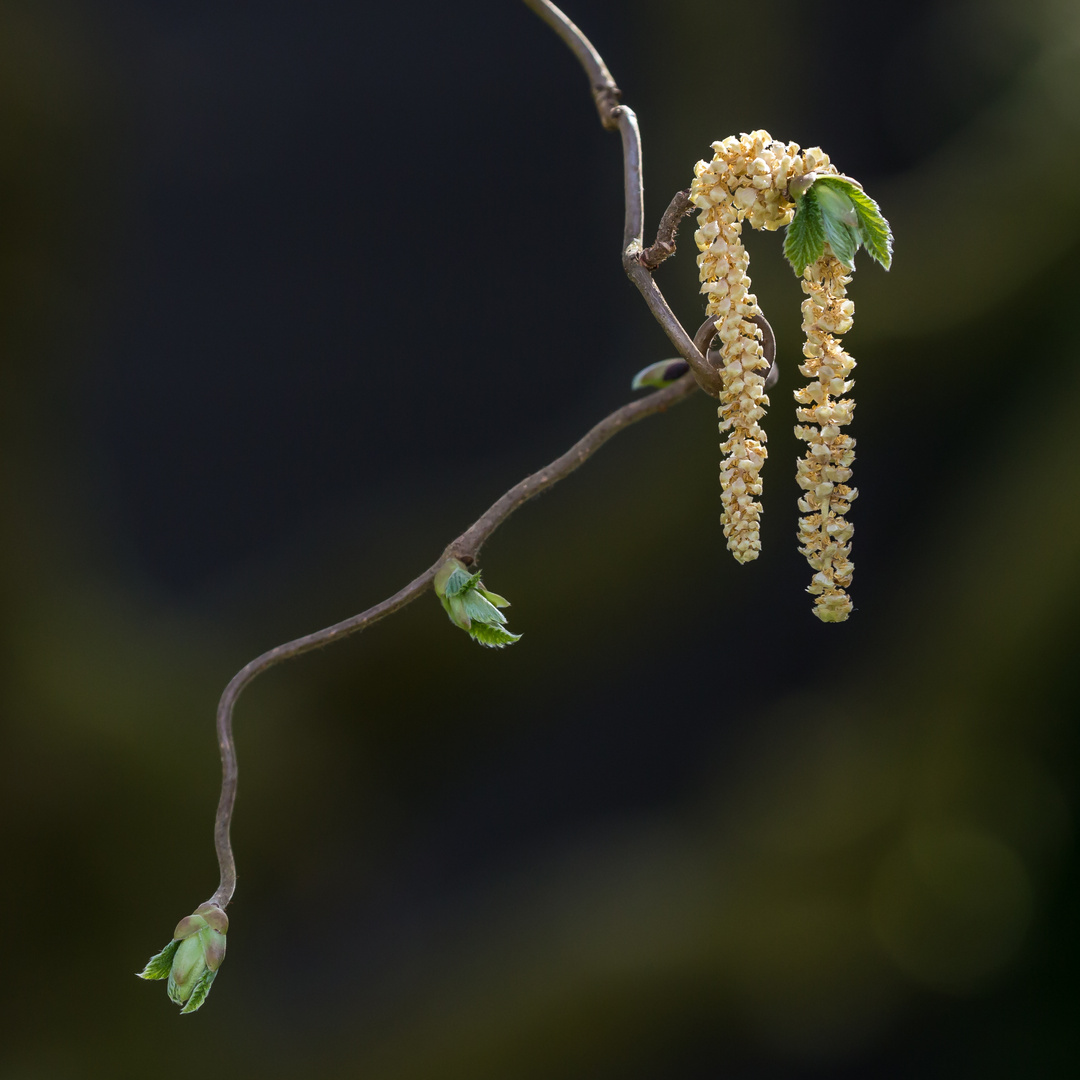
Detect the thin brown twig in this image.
<box><xmin>444</xmin><ymin>370</ymin><xmax>698</xmax><ymax>567</ymax></box>
<box><xmin>523</xmin><ymin>0</ymin><xmax>721</xmax><ymax>397</ymax></box>
<box><xmin>639</xmin><ymin>189</ymin><xmax>694</xmax><ymax>270</ymax></box>
<box><xmin>520</xmin><ymin>0</ymin><xmax>621</xmax><ymax>130</ymax></box>
<box><xmin>203</xmin><ymin>0</ymin><xmax>756</xmax><ymax>916</ymax></box>
<box><xmin>206</xmin><ymin>371</ymin><xmax>698</xmax><ymax>909</ymax></box>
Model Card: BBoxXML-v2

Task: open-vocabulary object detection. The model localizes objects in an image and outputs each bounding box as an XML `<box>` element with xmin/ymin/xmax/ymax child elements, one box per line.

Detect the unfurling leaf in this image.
<box><xmin>785</xmin><ymin>175</ymin><xmax>893</xmax><ymax>274</ymax></box>
<box><xmin>817</xmin><ymin>177</ymin><xmax>893</xmax><ymax>269</ymax></box>
<box><xmin>817</xmin><ymin>187</ymin><xmax>859</xmax><ymax>269</ymax></box>
<box><xmin>139</xmin><ymin>902</ymin><xmax>229</xmax><ymax>1014</ymax></box>
<box><xmin>630</xmin><ymin>358</ymin><xmax>691</xmax><ymax>390</ymax></box>
<box><xmin>468</xmin><ymin>622</ymin><xmax>522</xmax><ymax>648</ymax></box>
<box><xmin>180</xmin><ymin>968</ymin><xmax>219</xmax><ymax>1014</ymax></box>
<box><xmin>783</xmin><ymin>189</ymin><xmax>826</xmax><ymax>275</ymax></box>
<box><xmin>434</xmin><ymin>558</ymin><xmax>520</xmax><ymax>647</ymax></box>
<box><xmin>138</xmin><ymin>938</ymin><xmax>181</xmax><ymax>981</ymax></box>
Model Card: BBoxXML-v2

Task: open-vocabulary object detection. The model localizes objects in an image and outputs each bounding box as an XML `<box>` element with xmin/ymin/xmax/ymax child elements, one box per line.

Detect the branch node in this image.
<box><xmin>640</xmin><ymin>189</ymin><xmax>693</xmax><ymax>270</ymax></box>
<box><xmin>593</xmin><ymin>83</ymin><xmax>622</xmax><ymax>129</ymax></box>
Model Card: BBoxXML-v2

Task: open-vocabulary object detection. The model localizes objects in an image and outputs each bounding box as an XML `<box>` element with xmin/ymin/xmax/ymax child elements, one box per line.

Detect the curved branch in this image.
<box><xmin>520</xmin><ymin>0</ymin><xmax>621</xmax><ymax>130</ymax></box>
<box><xmin>206</xmin><ymin>372</ymin><xmax>698</xmax><ymax>909</ymax></box>
<box><xmin>207</xmin><ymin>565</ymin><xmax>437</xmax><ymax>909</ymax></box>
<box><xmin>445</xmin><ymin>370</ymin><xmax>698</xmax><ymax>565</ymax></box>
<box><xmin>523</xmin><ymin>0</ymin><xmax>720</xmax><ymax>397</ymax></box>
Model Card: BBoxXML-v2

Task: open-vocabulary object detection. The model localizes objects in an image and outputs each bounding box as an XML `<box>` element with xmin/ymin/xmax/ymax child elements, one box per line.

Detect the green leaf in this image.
<box><xmin>819</xmin><ymin>204</ymin><xmax>858</xmax><ymax>269</ymax></box>
<box><xmin>436</xmin><ymin>562</ymin><xmax>519</xmax><ymax>645</ymax></box>
<box><xmin>783</xmin><ymin>190</ymin><xmax>826</xmax><ymax>275</ymax></box>
<box><xmin>814</xmin><ymin>181</ymin><xmax>859</xmax><ymax>228</ymax></box>
<box><xmin>847</xmin><ymin>191</ymin><xmax>891</xmax><ymax>269</ymax></box>
<box><xmin>167</xmin><ymin>971</ymin><xmax>187</xmax><ymax>1006</ymax></box>
<box><xmin>441</xmin><ymin>567</ymin><xmax>474</xmax><ymax>599</ymax></box>
<box><xmin>630</xmin><ymin>358</ymin><xmax>691</xmax><ymax>390</ymax></box>
<box><xmin>816</xmin><ymin>177</ymin><xmax>893</xmax><ymax>270</ymax></box>
<box><xmin>461</xmin><ymin>591</ymin><xmax>506</xmax><ymax>626</ymax></box>
<box><xmin>468</xmin><ymin>623</ymin><xmax>522</xmax><ymax>648</ymax></box>
<box><xmin>461</xmin><ymin>571</ymin><xmax>484</xmax><ymax>593</ymax></box>
<box><xmin>179</xmin><ymin>968</ymin><xmax>218</xmax><ymax>1014</ymax></box>
<box><xmin>138</xmin><ymin>939</ymin><xmax>181</xmax><ymax>981</ymax></box>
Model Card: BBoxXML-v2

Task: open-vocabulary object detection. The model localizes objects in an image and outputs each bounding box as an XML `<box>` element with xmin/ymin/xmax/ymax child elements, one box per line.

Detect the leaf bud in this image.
<box><xmin>138</xmin><ymin>901</ymin><xmax>229</xmax><ymax>1014</ymax></box>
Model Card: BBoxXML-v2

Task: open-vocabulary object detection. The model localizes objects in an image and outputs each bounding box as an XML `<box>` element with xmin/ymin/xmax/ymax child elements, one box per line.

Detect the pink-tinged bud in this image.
<box><xmin>200</xmin><ymin>926</ymin><xmax>227</xmax><ymax>972</ymax></box>
<box><xmin>172</xmin><ymin>914</ymin><xmax>208</xmax><ymax>940</ymax></box>
<box><xmin>141</xmin><ymin>901</ymin><xmax>229</xmax><ymax>1013</ymax></box>
<box><xmin>193</xmin><ymin>903</ymin><xmax>229</xmax><ymax>934</ymax></box>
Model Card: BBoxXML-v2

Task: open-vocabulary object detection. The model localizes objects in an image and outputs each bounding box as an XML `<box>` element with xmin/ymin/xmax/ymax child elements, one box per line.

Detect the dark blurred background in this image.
<box><xmin>2</xmin><ymin>0</ymin><xmax>1078</xmax><ymax>1076</ymax></box>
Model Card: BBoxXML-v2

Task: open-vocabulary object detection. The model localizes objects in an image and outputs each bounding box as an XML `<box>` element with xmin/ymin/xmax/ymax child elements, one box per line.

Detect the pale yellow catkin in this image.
<box><xmin>690</xmin><ymin>132</ymin><xmax>860</xmax><ymax>620</ymax></box>
<box><xmin>795</xmin><ymin>255</ymin><xmax>858</xmax><ymax>622</ymax></box>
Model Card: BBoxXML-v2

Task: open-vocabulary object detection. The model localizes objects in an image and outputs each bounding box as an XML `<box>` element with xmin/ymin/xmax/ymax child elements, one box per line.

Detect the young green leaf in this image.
<box><xmin>140</xmin><ymin>902</ymin><xmax>229</xmax><ymax>1014</ymax></box>
<box><xmin>469</xmin><ymin>623</ymin><xmax>522</xmax><ymax>648</ymax></box>
<box><xmin>179</xmin><ymin>968</ymin><xmax>218</xmax><ymax>1014</ymax></box>
<box><xmin>783</xmin><ymin>190</ymin><xmax>826</xmax><ymax>275</ymax></box>
<box><xmin>461</xmin><ymin>590</ymin><xmax>506</xmax><ymax>625</ymax></box>
<box><xmin>461</xmin><ymin>570</ymin><xmax>485</xmax><ymax>594</ymax></box>
<box><xmin>138</xmin><ymin>939</ymin><xmax>181</xmax><ymax>981</ymax></box>
<box><xmin>434</xmin><ymin>557</ymin><xmax>520</xmax><ymax>646</ymax></box>
<box><xmin>440</xmin><ymin>566</ymin><xmax>474</xmax><ymax>599</ymax></box>
<box><xmin>848</xmin><ymin>192</ymin><xmax>891</xmax><ymax>269</ymax></box>
<box><xmin>630</xmin><ymin>358</ymin><xmax>691</xmax><ymax>390</ymax></box>
<box><xmin>815</xmin><ymin>177</ymin><xmax>893</xmax><ymax>270</ymax></box>
<box><xmin>819</xmin><ymin>202</ymin><xmax>858</xmax><ymax>269</ymax></box>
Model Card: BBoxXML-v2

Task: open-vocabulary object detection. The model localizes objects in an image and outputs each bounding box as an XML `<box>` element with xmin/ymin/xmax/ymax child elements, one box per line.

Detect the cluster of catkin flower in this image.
<box><xmin>689</xmin><ymin>131</ymin><xmax>858</xmax><ymax>622</ymax></box>
<box><xmin>794</xmin><ymin>257</ymin><xmax>858</xmax><ymax>621</ymax></box>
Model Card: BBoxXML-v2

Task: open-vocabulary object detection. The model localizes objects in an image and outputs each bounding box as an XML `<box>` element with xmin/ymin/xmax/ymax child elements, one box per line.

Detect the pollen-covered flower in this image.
<box><xmin>795</xmin><ymin>254</ymin><xmax>858</xmax><ymax>622</ymax></box>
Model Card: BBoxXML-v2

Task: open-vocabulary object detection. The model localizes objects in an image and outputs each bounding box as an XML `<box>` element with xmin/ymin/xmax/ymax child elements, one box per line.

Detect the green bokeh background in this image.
<box><xmin>2</xmin><ymin>0</ymin><xmax>1078</xmax><ymax>1076</ymax></box>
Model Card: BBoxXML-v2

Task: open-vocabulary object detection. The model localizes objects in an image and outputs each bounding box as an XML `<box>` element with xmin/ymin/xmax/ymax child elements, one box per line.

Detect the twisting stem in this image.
<box><xmin>206</xmin><ymin>566</ymin><xmax>436</xmax><ymax>909</ymax></box>
<box><xmin>523</xmin><ymin>0</ymin><xmax>720</xmax><ymax>397</ymax></box>
<box><xmin>520</xmin><ymin>0</ymin><xmax>621</xmax><ymax>130</ymax></box>
<box><xmin>205</xmin><ymin>0</ymin><xmax>739</xmax><ymax>915</ymax></box>
<box><xmin>206</xmin><ymin>373</ymin><xmax>698</xmax><ymax>909</ymax></box>
<box><xmin>615</xmin><ymin>107</ymin><xmax>645</xmax><ymax>257</ymax></box>
<box><xmin>445</xmin><ymin>371</ymin><xmax>698</xmax><ymax>565</ymax></box>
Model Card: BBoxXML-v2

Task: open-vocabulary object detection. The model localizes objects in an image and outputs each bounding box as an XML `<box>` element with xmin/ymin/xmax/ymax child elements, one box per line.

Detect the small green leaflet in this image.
<box><xmin>783</xmin><ymin>175</ymin><xmax>893</xmax><ymax>274</ymax></box>
<box><xmin>783</xmin><ymin>190</ymin><xmax>826</xmax><ymax>275</ymax></box>
<box><xmin>179</xmin><ymin>968</ymin><xmax>218</xmax><ymax>1014</ymax></box>
<box><xmin>630</xmin><ymin>358</ymin><xmax>691</xmax><ymax>390</ymax></box>
<box><xmin>441</xmin><ymin>566</ymin><xmax>480</xmax><ymax>599</ymax></box>
<box><xmin>137</xmin><ymin>939</ymin><xmax>180</xmax><ymax>981</ymax></box>
<box><xmin>817</xmin><ymin>184</ymin><xmax>859</xmax><ymax>270</ymax></box>
<box><xmin>469</xmin><ymin>623</ymin><xmax>521</xmax><ymax>648</ymax></box>
<box><xmin>819</xmin><ymin>177</ymin><xmax>893</xmax><ymax>269</ymax></box>
<box><xmin>461</xmin><ymin>590</ymin><xmax>505</xmax><ymax>626</ymax></box>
